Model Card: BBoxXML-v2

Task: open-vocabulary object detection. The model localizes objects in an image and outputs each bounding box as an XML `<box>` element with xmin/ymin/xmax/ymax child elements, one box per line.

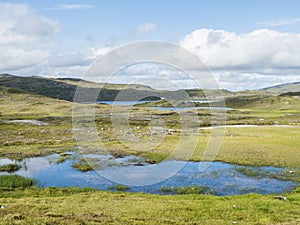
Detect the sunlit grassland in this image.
<box><xmin>0</xmin><ymin>121</ymin><xmax>76</xmax><ymax>158</ymax></box>
<box><xmin>1</xmin><ymin>84</ymin><xmax>300</xmax><ymax>224</ymax></box>
<box><xmin>0</xmin><ymin>187</ymin><xmax>300</xmax><ymax>224</ymax></box>
<box><xmin>1</xmin><ymin>86</ymin><xmax>300</xmax><ymax>169</ymax></box>
<box><xmin>0</xmin><ymin>87</ymin><xmax>72</xmax><ymax>119</ymax></box>
<box><xmin>97</xmin><ymin>125</ymin><xmax>300</xmax><ymax>169</ymax></box>
<box><xmin>1</xmin><ymin>112</ymin><xmax>300</xmax><ymax>170</ymax></box>
<box><xmin>192</xmin><ymin>127</ymin><xmax>300</xmax><ymax>168</ymax></box>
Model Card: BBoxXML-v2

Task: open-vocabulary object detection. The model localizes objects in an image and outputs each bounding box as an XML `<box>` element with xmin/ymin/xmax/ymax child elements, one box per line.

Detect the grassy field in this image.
<box><xmin>194</xmin><ymin>126</ymin><xmax>300</xmax><ymax>168</ymax></box>
<box><xmin>1</xmin><ymin>86</ymin><xmax>300</xmax><ymax>168</ymax></box>
<box><xmin>0</xmin><ymin>187</ymin><xmax>300</xmax><ymax>224</ymax></box>
<box><xmin>1</xmin><ymin>81</ymin><xmax>300</xmax><ymax>224</ymax></box>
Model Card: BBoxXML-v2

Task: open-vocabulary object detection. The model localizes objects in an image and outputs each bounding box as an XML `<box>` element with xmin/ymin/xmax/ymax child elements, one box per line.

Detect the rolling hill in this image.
<box><xmin>262</xmin><ymin>81</ymin><xmax>300</xmax><ymax>94</ymax></box>
<box><xmin>0</xmin><ymin>74</ymin><xmax>231</xmax><ymax>101</ymax></box>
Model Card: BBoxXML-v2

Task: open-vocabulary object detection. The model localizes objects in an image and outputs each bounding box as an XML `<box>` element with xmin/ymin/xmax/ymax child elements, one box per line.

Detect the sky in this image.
<box><xmin>1</xmin><ymin>0</ymin><xmax>300</xmax><ymax>90</ymax></box>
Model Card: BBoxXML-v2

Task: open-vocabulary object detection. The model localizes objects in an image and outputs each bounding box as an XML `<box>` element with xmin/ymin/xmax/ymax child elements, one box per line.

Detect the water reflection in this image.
<box><xmin>0</xmin><ymin>153</ymin><xmax>298</xmax><ymax>195</ymax></box>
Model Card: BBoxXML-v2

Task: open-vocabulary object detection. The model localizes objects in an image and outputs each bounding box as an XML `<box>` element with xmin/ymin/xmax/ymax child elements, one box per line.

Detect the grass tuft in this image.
<box><xmin>159</xmin><ymin>185</ymin><xmax>216</xmax><ymax>195</ymax></box>
<box><xmin>0</xmin><ymin>175</ymin><xmax>35</xmax><ymax>188</ymax></box>
<box><xmin>0</xmin><ymin>164</ymin><xmax>20</xmax><ymax>172</ymax></box>
<box><xmin>108</xmin><ymin>184</ymin><xmax>130</xmax><ymax>192</ymax></box>
<box><xmin>72</xmin><ymin>159</ymin><xmax>93</xmax><ymax>172</ymax></box>
<box><xmin>56</xmin><ymin>155</ymin><xmax>71</xmax><ymax>164</ymax></box>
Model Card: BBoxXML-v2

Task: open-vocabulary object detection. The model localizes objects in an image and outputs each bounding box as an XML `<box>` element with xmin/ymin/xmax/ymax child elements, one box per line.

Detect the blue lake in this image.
<box><xmin>96</xmin><ymin>100</ymin><xmax>231</xmax><ymax>111</ymax></box>
<box><xmin>0</xmin><ymin>153</ymin><xmax>298</xmax><ymax>195</ymax></box>
<box><xmin>97</xmin><ymin>100</ymin><xmax>151</xmax><ymax>106</ymax></box>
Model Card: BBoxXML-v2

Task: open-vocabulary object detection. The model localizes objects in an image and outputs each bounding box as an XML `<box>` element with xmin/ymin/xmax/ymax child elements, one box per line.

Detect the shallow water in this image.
<box><xmin>0</xmin><ymin>153</ymin><xmax>297</xmax><ymax>195</ymax></box>
<box><xmin>97</xmin><ymin>100</ymin><xmax>151</xmax><ymax>106</ymax></box>
<box><xmin>97</xmin><ymin>100</ymin><xmax>222</xmax><ymax>108</ymax></box>
<box><xmin>5</xmin><ymin>120</ymin><xmax>48</xmax><ymax>126</ymax></box>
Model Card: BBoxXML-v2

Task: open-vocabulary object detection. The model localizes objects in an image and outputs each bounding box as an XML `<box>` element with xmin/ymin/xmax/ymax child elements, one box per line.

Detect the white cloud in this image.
<box><xmin>0</xmin><ymin>2</ymin><xmax>59</xmax><ymax>71</ymax></box>
<box><xmin>213</xmin><ymin>71</ymin><xmax>300</xmax><ymax>91</ymax></box>
<box><xmin>179</xmin><ymin>28</ymin><xmax>300</xmax><ymax>90</ymax></box>
<box><xmin>49</xmin><ymin>52</ymin><xmax>92</xmax><ymax>68</ymax></box>
<box><xmin>45</xmin><ymin>47</ymin><xmax>114</xmax><ymax>78</ymax></box>
<box><xmin>257</xmin><ymin>18</ymin><xmax>300</xmax><ymax>27</ymax></box>
<box><xmin>56</xmin><ymin>4</ymin><xmax>95</xmax><ymax>10</ymax></box>
<box><xmin>12</xmin><ymin>14</ymin><xmax>59</xmax><ymax>37</ymax></box>
<box><xmin>180</xmin><ymin>28</ymin><xmax>300</xmax><ymax>72</ymax></box>
<box><xmin>136</xmin><ymin>22</ymin><xmax>157</xmax><ymax>35</ymax></box>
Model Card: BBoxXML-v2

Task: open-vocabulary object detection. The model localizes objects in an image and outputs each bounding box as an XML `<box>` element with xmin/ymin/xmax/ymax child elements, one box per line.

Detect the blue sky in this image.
<box><xmin>1</xmin><ymin>0</ymin><xmax>300</xmax><ymax>90</ymax></box>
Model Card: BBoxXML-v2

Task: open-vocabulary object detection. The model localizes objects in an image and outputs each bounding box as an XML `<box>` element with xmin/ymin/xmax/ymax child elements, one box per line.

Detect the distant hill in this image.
<box><xmin>262</xmin><ymin>82</ymin><xmax>300</xmax><ymax>94</ymax></box>
<box><xmin>0</xmin><ymin>74</ymin><xmax>229</xmax><ymax>102</ymax></box>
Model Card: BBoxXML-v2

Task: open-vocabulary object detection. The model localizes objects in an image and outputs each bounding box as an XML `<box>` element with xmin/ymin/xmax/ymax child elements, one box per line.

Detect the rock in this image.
<box><xmin>45</xmin><ymin>212</ymin><xmax>64</xmax><ymax>218</ymax></box>
<box><xmin>274</xmin><ymin>196</ymin><xmax>287</xmax><ymax>201</ymax></box>
<box><xmin>111</xmin><ymin>151</ymin><xmax>125</xmax><ymax>158</ymax></box>
<box><xmin>13</xmin><ymin>214</ymin><xmax>25</xmax><ymax>220</ymax></box>
<box><xmin>146</xmin><ymin>159</ymin><xmax>157</xmax><ymax>164</ymax></box>
<box><xmin>60</xmin><ymin>153</ymin><xmax>72</xmax><ymax>157</ymax></box>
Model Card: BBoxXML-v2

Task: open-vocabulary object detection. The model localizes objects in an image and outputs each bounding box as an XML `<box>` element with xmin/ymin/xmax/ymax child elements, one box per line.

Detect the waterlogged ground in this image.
<box><xmin>0</xmin><ymin>153</ymin><xmax>298</xmax><ymax>195</ymax></box>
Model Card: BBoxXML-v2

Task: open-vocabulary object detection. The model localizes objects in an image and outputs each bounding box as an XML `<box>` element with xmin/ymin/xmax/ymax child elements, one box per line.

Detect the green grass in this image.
<box><xmin>159</xmin><ymin>185</ymin><xmax>216</xmax><ymax>195</ymax></box>
<box><xmin>0</xmin><ymin>187</ymin><xmax>300</xmax><ymax>224</ymax></box>
<box><xmin>108</xmin><ymin>184</ymin><xmax>130</xmax><ymax>191</ymax></box>
<box><xmin>72</xmin><ymin>159</ymin><xmax>94</xmax><ymax>172</ymax></box>
<box><xmin>234</xmin><ymin>166</ymin><xmax>266</xmax><ymax>178</ymax></box>
<box><xmin>190</xmin><ymin>126</ymin><xmax>300</xmax><ymax>169</ymax></box>
<box><xmin>0</xmin><ymin>175</ymin><xmax>35</xmax><ymax>189</ymax></box>
<box><xmin>1</xmin><ymin>78</ymin><xmax>300</xmax><ymax>224</ymax></box>
<box><xmin>0</xmin><ymin>164</ymin><xmax>20</xmax><ymax>172</ymax></box>
<box><xmin>56</xmin><ymin>155</ymin><xmax>72</xmax><ymax>164</ymax></box>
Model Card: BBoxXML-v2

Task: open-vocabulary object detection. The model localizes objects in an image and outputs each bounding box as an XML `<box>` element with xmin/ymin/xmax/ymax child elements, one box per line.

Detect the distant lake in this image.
<box><xmin>97</xmin><ymin>100</ymin><xmax>224</xmax><ymax>109</ymax></box>
<box><xmin>0</xmin><ymin>153</ymin><xmax>297</xmax><ymax>195</ymax></box>
<box><xmin>97</xmin><ymin>100</ymin><xmax>151</xmax><ymax>106</ymax></box>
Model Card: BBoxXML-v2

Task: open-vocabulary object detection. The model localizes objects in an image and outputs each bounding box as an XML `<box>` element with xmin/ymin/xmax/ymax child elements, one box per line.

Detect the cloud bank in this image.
<box><xmin>179</xmin><ymin>28</ymin><xmax>300</xmax><ymax>90</ymax></box>
<box><xmin>180</xmin><ymin>28</ymin><xmax>300</xmax><ymax>72</ymax></box>
<box><xmin>0</xmin><ymin>2</ymin><xmax>59</xmax><ymax>71</ymax></box>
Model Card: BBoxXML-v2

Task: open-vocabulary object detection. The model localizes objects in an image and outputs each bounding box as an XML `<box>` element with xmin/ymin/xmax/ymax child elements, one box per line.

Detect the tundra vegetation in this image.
<box><xmin>0</xmin><ymin>75</ymin><xmax>300</xmax><ymax>224</ymax></box>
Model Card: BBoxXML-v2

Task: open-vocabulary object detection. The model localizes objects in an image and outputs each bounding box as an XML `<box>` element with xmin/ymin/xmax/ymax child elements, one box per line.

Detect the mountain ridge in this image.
<box><xmin>1</xmin><ymin>74</ymin><xmax>299</xmax><ymax>101</ymax></box>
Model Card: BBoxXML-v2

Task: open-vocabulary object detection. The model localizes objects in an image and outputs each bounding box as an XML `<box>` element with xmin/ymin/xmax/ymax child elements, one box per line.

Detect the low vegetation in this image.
<box><xmin>72</xmin><ymin>159</ymin><xmax>94</xmax><ymax>172</ymax></box>
<box><xmin>159</xmin><ymin>185</ymin><xmax>216</xmax><ymax>195</ymax></box>
<box><xmin>0</xmin><ymin>175</ymin><xmax>35</xmax><ymax>189</ymax></box>
<box><xmin>108</xmin><ymin>184</ymin><xmax>130</xmax><ymax>191</ymax></box>
<box><xmin>0</xmin><ymin>164</ymin><xmax>20</xmax><ymax>172</ymax></box>
<box><xmin>1</xmin><ymin>75</ymin><xmax>300</xmax><ymax>224</ymax></box>
<box><xmin>56</xmin><ymin>154</ymin><xmax>72</xmax><ymax>164</ymax></box>
<box><xmin>0</xmin><ymin>187</ymin><xmax>300</xmax><ymax>224</ymax></box>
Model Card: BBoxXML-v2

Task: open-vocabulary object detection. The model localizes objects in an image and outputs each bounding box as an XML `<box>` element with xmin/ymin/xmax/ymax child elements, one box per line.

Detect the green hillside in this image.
<box><xmin>262</xmin><ymin>82</ymin><xmax>300</xmax><ymax>94</ymax></box>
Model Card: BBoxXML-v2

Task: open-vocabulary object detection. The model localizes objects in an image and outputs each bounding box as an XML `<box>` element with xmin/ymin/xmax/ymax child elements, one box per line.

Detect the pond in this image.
<box><xmin>0</xmin><ymin>153</ymin><xmax>297</xmax><ymax>195</ymax></box>
<box><xmin>97</xmin><ymin>100</ymin><xmax>151</xmax><ymax>106</ymax></box>
<box><xmin>96</xmin><ymin>100</ymin><xmax>231</xmax><ymax>111</ymax></box>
